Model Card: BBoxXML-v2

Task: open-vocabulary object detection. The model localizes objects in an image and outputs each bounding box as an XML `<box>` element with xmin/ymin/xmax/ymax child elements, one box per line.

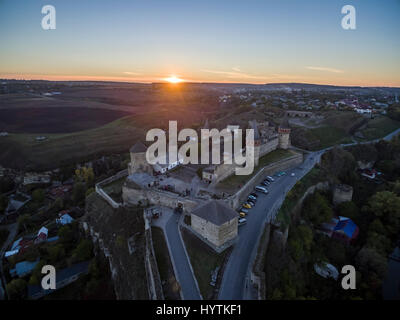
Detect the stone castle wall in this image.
<box><xmin>332</xmin><ymin>184</ymin><xmax>353</xmax><ymax>205</ymax></box>
<box><xmin>260</xmin><ymin>138</ymin><xmax>279</xmax><ymax>157</ymax></box>
<box><xmin>122</xmin><ymin>185</ymin><xmax>199</xmax><ymax>213</ymax></box>
<box><xmin>227</xmin><ymin>152</ymin><xmax>304</xmax><ymax>209</ymax></box>
<box><xmin>191</xmin><ymin>214</ymin><xmax>237</xmax><ymax>248</ymax></box>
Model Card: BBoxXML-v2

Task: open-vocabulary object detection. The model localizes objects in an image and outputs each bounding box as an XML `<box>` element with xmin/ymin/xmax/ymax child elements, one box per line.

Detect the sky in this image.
<box><xmin>0</xmin><ymin>0</ymin><xmax>399</xmax><ymax>86</ymax></box>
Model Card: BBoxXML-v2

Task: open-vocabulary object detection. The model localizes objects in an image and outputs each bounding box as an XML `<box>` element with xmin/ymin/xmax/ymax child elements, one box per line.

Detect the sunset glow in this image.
<box><xmin>164</xmin><ymin>76</ymin><xmax>184</xmax><ymax>84</ymax></box>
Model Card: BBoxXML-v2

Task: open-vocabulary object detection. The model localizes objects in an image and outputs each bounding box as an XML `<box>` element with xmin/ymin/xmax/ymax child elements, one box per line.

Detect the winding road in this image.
<box><xmin>218</xmin><ymin>127</ymin><xmax>400</xmax><ymax>300</ymax></box>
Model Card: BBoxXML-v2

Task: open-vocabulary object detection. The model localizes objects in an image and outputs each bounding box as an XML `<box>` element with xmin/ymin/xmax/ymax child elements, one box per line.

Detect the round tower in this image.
<box><xmin>128</xmin><ymin>141</ymin><xmax>153</xmax><ymax>175</ymax></box>
<box><xmin>278</xmin><ymin>118</ymin><xmax>291</xmax><ymax>150</ymax></box>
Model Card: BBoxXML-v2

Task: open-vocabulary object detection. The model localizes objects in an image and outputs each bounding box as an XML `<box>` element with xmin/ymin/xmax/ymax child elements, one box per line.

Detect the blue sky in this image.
<box><xmin>0</xmin><ymin>0</ymin><xmax>399</xmax><ymax>86</ymax></box>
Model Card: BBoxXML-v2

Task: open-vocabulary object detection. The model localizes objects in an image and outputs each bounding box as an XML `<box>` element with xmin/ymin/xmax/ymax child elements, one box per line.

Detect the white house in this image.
<box><xmin>152</xmin><ymin>152</ymin><xmax>184</xmax><ymax>174</ymax></box>
<box><xmin>56</xmin><ymin>212</ymin><xmax>74</xmax><ymax>225</ymax></box>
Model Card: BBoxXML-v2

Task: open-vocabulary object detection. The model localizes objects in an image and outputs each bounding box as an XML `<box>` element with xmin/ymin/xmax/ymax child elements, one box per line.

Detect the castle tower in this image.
<box><xmin>278</xmin><ymin>118</ymin><xmax>291</xmax><ymax>150</ymax></box>
<box><xmin>128</xmin><ymin>141</ymin><xmax>153</xmax><ymax>175</ymax></box>
<box><xmin>249</xmin><ymin>120</ymin><xmax>261</xmax><ymax>166</ymax></box>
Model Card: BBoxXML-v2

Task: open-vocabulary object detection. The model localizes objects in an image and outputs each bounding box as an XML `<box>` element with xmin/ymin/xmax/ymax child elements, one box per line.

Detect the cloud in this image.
<box><xmin>306</xmin><ymin>66</ymin><xmax>344</xmax><ymax>73</ymax></box>
<box><xmin>232</xmin><ymin>66</ymin><xmax>241</xmax><ymax>72</ymax></box>
<box><xmin>123</xmin><ymin>71</ymin><xmax>142</xmax><ymax>75</ymax></box>
<box><xmin>201</xmin><ymin>69</ymin><xmax>270</xmax><ymax>80</ymax></box>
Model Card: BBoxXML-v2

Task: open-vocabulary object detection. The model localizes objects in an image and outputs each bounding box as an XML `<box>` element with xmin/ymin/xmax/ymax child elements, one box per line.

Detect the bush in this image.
<box><xmin>72</xmin><ymin>239</ymin><xmax>93</xmax><ymax>263</ymax></box>
<box><xmin>7</xmin><ymin>279</ymin><xmax>27</xmax><ymax>300</ymax></box>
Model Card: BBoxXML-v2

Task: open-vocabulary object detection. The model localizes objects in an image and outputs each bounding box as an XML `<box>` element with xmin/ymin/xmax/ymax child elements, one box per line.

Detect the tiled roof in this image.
<box><xmin>191</xmin><ymin>200</ymin><xmax>237</xmax><ymax>226</ymax></box>
<box><xmin>130</xmin><ymin>141</ymin><xmax>147</xmax><ymax>153</ymax></box>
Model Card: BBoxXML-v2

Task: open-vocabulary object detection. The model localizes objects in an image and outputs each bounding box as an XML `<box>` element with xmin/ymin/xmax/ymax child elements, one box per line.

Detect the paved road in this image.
<box><xmin>219</xmin><ymin>127</ymin><xmax>400</xmax><ymax>300</ymax></box>
<box><xmin>218</xmin><ymin>152</ymin><xmax>321</xmax><ymax>300</ymax></box>
<box><xmin>165</xmin><ymin>214</ymin><xmax>201</xmax><ymax>300</ymax></box>
<box><xmin>152</xmin><ymin>207</ymin><xmax>201</xmax><ymax>300</ymax></box>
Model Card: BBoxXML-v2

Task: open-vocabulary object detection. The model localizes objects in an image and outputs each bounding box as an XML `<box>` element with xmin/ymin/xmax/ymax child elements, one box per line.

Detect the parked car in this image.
<box><xmin>238</xmin><ymin>218</ymin><xmax>247</xmax><ymax>226</ymax></box>
<box><xmin>266</xmin><ymin>176</ymin><xmax>275</xmax><ymax>182</ymax></box>
<box><xmin>291</xmin><ymin>173</ymin><xmax>295</xmax><ymax>177</ymax></box>
<box><xmin>255</xmin><ymin>186</ymin><xmax>269</xmax><ymax>194</ymax></box>
<box><xmin>262</xmin><ymin>181</ymin><xmax>270</xmax><ymax>187</ymax></box>
<box><xmin>240</xmin><ymin>208</ymin><xmax>249</xmax><ymax>213</ymax></box>
<box><xmin>248</xmin><ymin>195</ymin><xmax>257</xmax><ymax>201</ymax></box>
<box><xmin>247</xmin><ymin>200</ymin><xmax>255</xmax><ymax>206</ymax></box>
<box><xmin>243</xmin><ymin>203</ymin><xmax>252</xmax><ymax>209</ymax></box>
<box><xmin>239</xmin><ymin>211</ymin><xmax>247</xmax><ymax>218</ymax></box>
<box><xmin>250</xmin><ymin>193</ymin><xmax>258</xmax><ymax>198</ymax></box>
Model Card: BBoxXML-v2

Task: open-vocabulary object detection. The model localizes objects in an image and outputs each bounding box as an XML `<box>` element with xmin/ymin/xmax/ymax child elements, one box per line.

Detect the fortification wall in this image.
<box><xmin>95</xmin><ymin>169</ymin><xmax>128</xmax><ymax>209</ymax></box>
<box><xmin>122</xmin><ymin>186</ymin><xmax>199</xmax><ymax>213</ymax></box>
<box><xmin>260</xmin><ymin>139</ymin><xmax>279</xmax><ymax>157</ymax></box>
<box><xmin>227</xmin><ymin>152</ymin><xmax>304</xmax><ymax>209</ymax></box>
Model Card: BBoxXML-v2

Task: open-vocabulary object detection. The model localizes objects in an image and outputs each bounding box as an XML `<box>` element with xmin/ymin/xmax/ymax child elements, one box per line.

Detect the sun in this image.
<box><xmin>164</xmin><ymin>76</ymin><xmax>183</xmax><ymax>84</ymax></box>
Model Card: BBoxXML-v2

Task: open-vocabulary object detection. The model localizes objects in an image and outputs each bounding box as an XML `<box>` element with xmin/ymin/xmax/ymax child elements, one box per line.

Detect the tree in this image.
<box><xmin>321</xmin><ymin>147</ymin><xmax>357</xmax><ymax>184</ymax></box>
<box><xmin>303</xmin><ymin>192</ymin><xmax>333</xmax><ymax>226</ymax></box>
<box><xmin>288</xmin><ymin>239</ymin><xmax>303</xmax><ymax>261</ymax></box>
<box><xmin>337</xmin><ymin>201</ymin><xmax>360</xmax><ymax>222</ymax></box>
<box><xmin>18</xmin><ymin>214</ymin><xmax>32</xmax><ymax>232</ymax></box>
<box><xmin>6</xmin><ymin>279</ymin><xmax>27</xmax><ymax>300</ymax></box>
<box><xmin>75</xmin><ymin>167</ymin><xmax>95</xmax><ymax>187</ymax></box>
<box><xmin>58</xmin><ymin>224</ymin><xmax>76</xmax><ymax>246</ymax></box>
<box><xmin>366</xmin><ymin>232</ymin><xmax>391</xmax><ymax>256</ymax></box>
<box><xmin>32</xmin><ymin>188</ymin><xmax>45</xmax><ymax>203</ymax></box>
<box><xmin>0</xmin><ymin>176</ymin><xmax>15</xmax><ymax>193</ymax></box>
<box><xmin>72</xmin><ymin>182</ymin><xmax>86</xmax><ymax>205</ymax></box>
<box><xmin>355</xmin><ymin>247</ymin><xmax>387</xmax><ymax>295</ymax></box>
<box><xmin>297</xmin><ymin>225</ymin><xmax>313</xmax><ymax>252</ymax></box>
<box><xmin>85</xmin><ymin>187</ymin><xmax>95</xmax><ymax>197</ymax></box>
<box><xmin>0</xmin><ymin>194</ymin><xmax>8</xmax><ymax>214</ymax></box>
<box><xmin>47</xmin><ymin>244</ymin><xmax>66</xmax><ymax>264</ymax></box>
<box><xmin>363</xmin><ymin>191</ymin><xmax>400</xmax><ymax>236</ymax></box>
<box><xmin>51</xmin><ymin>197</ymin><xmax>64</xmax><ymax>212</ymax></box>
<box><xmin>72</xmin><ymin>239</ymin><xmax>93</xmax><ymax>263</ymax></box>
<box><xmin>391</xmin><ymin>180</ymin><xmax>400</xmax><ymax>196</ymax></box>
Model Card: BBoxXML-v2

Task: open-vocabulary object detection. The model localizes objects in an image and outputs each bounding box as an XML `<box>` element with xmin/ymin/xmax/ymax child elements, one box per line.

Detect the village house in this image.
<box><xmin>10</xmin><ymin>260</ymin><xmax>39</xmax><ymax>278</ymax></box>
<box><xmin>56</xmin><ymin>211</ymin><xmax>74</xmax><ymax>225</ymax></box>
<box><xmin>320</xmin><ymin>216</ymin><xmax>359</xmax><ymax>245</ymax></box>
<box><xmin>23</xmin><ymin>173</ymin><xmax>51</xmax><ymax>186</ymax></box>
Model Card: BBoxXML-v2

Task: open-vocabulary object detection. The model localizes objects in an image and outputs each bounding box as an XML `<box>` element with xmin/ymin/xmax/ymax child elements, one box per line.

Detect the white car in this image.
<box><xmin>291</xmin><ymin>173</ymin><xmax>295</xmax><ymax>177</ymax></box>
<box><xmin>238</xmin><ymin>218</ymin><xmax>247</xmax><ymax>226</ymax></box>
<box><xmin>255</xmin><ymin>186</ymin><xmax>269</xmax><ymax>194</ymax></box>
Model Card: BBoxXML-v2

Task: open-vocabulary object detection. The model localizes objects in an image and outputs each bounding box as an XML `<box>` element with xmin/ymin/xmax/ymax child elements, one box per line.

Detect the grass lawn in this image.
<box><xmin>217</xmin><ymin>149</ymin><xmax>294</xmax><ymax>192</ymax></box>
<box><xmin>181</xmin><ymin>228</ymin><xmax>230</xmax><ymax>299</ymax></box>
<box><xmin>359</xmin><ymin>116</ymin><xmax>400</xmax><ymax>141</ymax></box>
<box><xmin>102</xmin><ymin>176</ymin><xmax>126</xmax><ymax>203</ymax></box>
<box><xmin>151</xmin><ymin>227</ymin><xmax>181</xmax><ymax>300</ymax></box>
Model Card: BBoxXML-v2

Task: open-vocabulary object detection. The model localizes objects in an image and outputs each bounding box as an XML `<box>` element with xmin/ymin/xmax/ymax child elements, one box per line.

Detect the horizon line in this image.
<box><xmin>1</xmin><ymin>76</ymin><xmax>400</xmax><ymax>89</ymax></box>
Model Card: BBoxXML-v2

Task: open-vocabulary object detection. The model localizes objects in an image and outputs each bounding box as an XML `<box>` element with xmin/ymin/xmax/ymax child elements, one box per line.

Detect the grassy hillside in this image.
<box><xmin>357</xmin><ymin>116</ymin><xmax>400</xmax><ymax>141</ymax></box>
<box><xmin>0</xmin><ymin>107</ymin><xmax>208</xmax><ymax>170</ymax></box>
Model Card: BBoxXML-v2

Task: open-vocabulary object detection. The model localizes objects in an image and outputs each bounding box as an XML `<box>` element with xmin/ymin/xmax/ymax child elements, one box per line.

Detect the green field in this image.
<box><xmin>0</xmin><ymin>106</ymin><xmax>207</xmax><ymax>171</ymax></box>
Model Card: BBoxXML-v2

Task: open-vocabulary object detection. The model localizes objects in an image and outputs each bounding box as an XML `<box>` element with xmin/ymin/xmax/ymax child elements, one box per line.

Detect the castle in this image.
<box><xmin>121</xmin><ymin>118</ymin><xmax>291</xmax><ymax>249</ymax></box>
<box><xmin>202</xmin><ymin>119</ymin><xmax>291</xmax><ymax>184</ymax></box>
